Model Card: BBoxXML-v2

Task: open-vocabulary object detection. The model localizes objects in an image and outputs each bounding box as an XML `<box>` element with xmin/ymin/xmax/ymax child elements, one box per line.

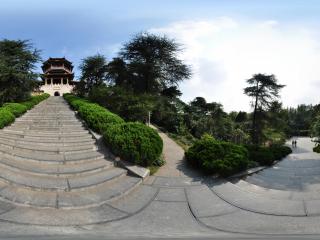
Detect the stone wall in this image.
<box><xmin>40</xmin><ymin>84</ymin><xmax>74</xmax><ymax>96</ymax></box>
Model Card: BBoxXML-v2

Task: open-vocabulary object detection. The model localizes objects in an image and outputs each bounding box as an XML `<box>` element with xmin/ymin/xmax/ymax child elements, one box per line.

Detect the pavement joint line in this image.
<box><xmin>208</xmin><ymin>182</ymin><xmax>310</xmax><ymax>217</ymax></box>
<box><xmin>0</xmin><ymin>187</ymin><xmax>161</xmax><ymax>227</ymax></box>
<box><xmin>197</xmin><ymin>209</ymin><xmax>241</xmax><ymax>219</ymax></box>
<box><xmin>153</xmin><ymin>199</ymin><xmax>187</xmax><ymax>203</ymax></box>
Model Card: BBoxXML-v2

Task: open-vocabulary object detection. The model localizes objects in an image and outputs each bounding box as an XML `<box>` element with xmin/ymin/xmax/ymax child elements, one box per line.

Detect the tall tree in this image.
<box><xmin>118</xmin><ymin>32</ymin><xmax>191</xmax><ymax>93</ymax></box>
<box><xmin>75</xmin><ymin>54</ymin><xmax>107</xmax><ymax>96</ymax></box>
<box><xmin>244</xmin><ymin>73</ymin><xmax>285</xmax><ymax>144</ymax></box>
<box><xmin>0</xmin><ymin>39</ymin><xmax>40</xmax><ymax>104</ymax></box>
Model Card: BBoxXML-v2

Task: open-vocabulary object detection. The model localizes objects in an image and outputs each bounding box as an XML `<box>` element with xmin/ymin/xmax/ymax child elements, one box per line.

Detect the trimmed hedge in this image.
<box><xmin>0</xmin><ymin>109</ymin><xmax>15</xmax><ymax>129</ymax></box>
<box><xmin>313</xmin><ymin>145</ymin><xmax>320</xmax><ymax>153</ymax></box>
<box><xmin>20</xmin><ymin>94</ymin><xmax>50</xmax><ymax>110</ymax></box>
<box><xmin>245</xmin><ymin>145</ymin><xmax>292</xmax><ymax>166</ymax></box>
<box><xmin>0</xmin><ymin>93</ymin><xmax>49</xmax><ymax>129</ymax></box>
<box><xmin>185</xmin><ymin>135</ymin><xmax>249</xmax><ymax>177</ymax></box>
<box><xmin>78</xmin><ymin>103</ymin><xmax>124</xmax><ymax>133</ymax></box>
<box><xmin>64</xmin><ymin>94</ymin><xmax>164</xmax><ymax>167</ymax></box>
<box><xmin>63</xmin><ymin>94</ymin><xmax>124</xmax><ymax>133</ymax></box>
<box><xmin>103</xmin><ymin>122</ymin><xmax>163</xmax><ymax>166</ymax></box>
<box><xmin>3</xmin><ymin>103</ymin><xmax>27</xmax><ymax>117</ymax></box>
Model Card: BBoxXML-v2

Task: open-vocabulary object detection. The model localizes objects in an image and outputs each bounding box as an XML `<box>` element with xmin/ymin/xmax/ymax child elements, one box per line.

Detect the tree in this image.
<box><xmin>107</xmin><ymin>57</ymin><xmax>128</xmax><ymax>86</ymax></box>
<box><xmin>118</xmin><ymin>32</ymin><xmax>191</xmax><ymax>93</ymax></box>
<box><xmin>244</xmin><ymin>74</ymin><xmax>285</xmax><ymax>144</ymax></box>
<box><xmin>0</xmin><ymin>39</ymin><xmax>40</xmax><ymax>104</ymax></box>
<box><xmin>75</xmin><ymin>54</ymin><xmax>107</xmax><ymax>96</ymax></box>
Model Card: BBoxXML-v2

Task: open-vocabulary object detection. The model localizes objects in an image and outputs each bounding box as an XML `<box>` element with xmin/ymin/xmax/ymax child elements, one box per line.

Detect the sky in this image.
<box><xmin>1</xmin><ymin>0</ymin><xmax>320</xmax><ymax>112</ymax></box>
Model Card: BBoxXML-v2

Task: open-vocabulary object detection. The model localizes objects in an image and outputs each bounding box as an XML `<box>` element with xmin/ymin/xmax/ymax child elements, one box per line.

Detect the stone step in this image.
<box><xmin>0</xmin><ymin>133</ymin><xmax>95</xmax><ymax>144</ymax></box>
<box><xmin>262</xmin><ymin>167</ymin><xmax>320</xmax><ymax>176</ymax></box>
<box><xmin>0</xmin><ymin>154</ymin><xmax>113</xmax><ymax>176</ymax></box>
<box><xmin>12</xmin><ymin>121</ymin><xmax>83</xmax><ymax>126</ymax></box>
<box><xmin>245</xmin><ymin>174</ymin><xmax>303</xmax><ymax>191</ymax></box>
<box><xmin>0</xmin><ymin>138</ymin><xmax>96</xmax><ymax>153</ymax></box>
<box><xmin>235</xmin><ymin>180</ymin><xmax>320</xmax><ymax>201</ymax></box>
<box><xmin>1</xmin><ymin>129</ymin><xmax>91</xmax><ymax>137</ymax></box>
<box><xmin>0</xmin><ymin>184</ymin><xmax>157</xmax><ymax>225</ymax></box>
<box><xmin>0</xmin><ymin>163</ymin><xmax>126</xmax><ymax>191</ymax></box>
<box><xmin>211</xmin><ymin>181</ymin><xmax>307</xmax><ymax>216</ymax></box>
<box><xmin>0</xmin><ymin>147</ymin><xmax>104</xmax><ymax>163</ymax></box>
<box><xmin>0</xmin><ymin>175</ymin><xmax>141</xmax><ymax>209</ymax></box>
<box><xmin>6</xmin><ymin>126</ymin><xmax>87</xmax><ymax>132</ymax></box>
<box><xmin>258</xmin><ymin>169</ymin><xmax>320</xmax><ymax>182</ymax></box>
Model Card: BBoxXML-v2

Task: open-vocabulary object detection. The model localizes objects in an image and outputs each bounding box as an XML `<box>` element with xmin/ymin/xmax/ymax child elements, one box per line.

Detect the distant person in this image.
<box><xmin>295</xmin><ymin>140</ymin><xmax>297</xmax><ymax>148</ymax></box>
<box><xmin>292</xmin><ymin>140</ymin><xmax>294</xmax><ymax>148</ymax></box>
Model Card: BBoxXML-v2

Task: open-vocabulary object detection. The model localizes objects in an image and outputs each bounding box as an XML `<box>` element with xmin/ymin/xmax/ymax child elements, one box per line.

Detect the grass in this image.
<box><xmin>148</xmin><ymin>165</ymin><xmax>160</xmax><ymax>175</ymax></box>
<box><xmin>168</xmin><ymin>133</ymin><xmax>195</xmax><ymax>151</ymax></box>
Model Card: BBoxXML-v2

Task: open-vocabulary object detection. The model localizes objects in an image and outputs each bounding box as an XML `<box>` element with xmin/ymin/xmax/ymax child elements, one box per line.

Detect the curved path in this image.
<box><xmin>0</xmin><ymin>97</ymin><xmax>320</xmax><ymax>238</ymax></box>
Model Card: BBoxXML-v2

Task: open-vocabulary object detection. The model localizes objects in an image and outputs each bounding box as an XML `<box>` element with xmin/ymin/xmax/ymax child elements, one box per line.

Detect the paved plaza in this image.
<box><xmin>0</xmin><ymin>97</ymin><xmax>319</xmax><ymax>238</ymax></box>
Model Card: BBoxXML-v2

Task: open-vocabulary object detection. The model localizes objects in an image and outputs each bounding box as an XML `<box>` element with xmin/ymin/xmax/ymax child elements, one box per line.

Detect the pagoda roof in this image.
<box><xmin>41</xmin><ymin>57</ymin><xmax>73</xmax><ymax>72</ymax></box>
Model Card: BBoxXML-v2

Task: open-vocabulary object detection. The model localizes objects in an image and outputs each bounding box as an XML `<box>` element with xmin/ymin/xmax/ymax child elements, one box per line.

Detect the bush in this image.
<box><xmin>63</xmin><ymin>94</ymin><xmax>88</xmax><ymax>110</ymax></box>
<box><xmin>245</xmin><ymin>145</ymin><xmax>292</xmax><ymax>166</ymax></box>
<box><xmin>20</xmin><ymin>94</ymin><xmax>50</xmax><ymax>110</ymax></box>
<box><xmin>3</xmin><ymin>103</ymin><xmax>27</xmax><ymax>117</ymax></box>
<box><xmin>313</xmin><ymin>145</ymin><xmax>320</xmax><ymax>153</ymax></box>
<box><xmin>0</xmin><ymin>108</ymin><xmax>15</xmax><ymax>128</ymax></box>
<box><xmin>103</xmin><ymin>122</ymin><xmax>163</xmax><ymax>166</ymax></box>
<box><xmin>185</xmin><ymin>134</ymin><xmax>249</xmax><ymax>177</ymax></box>
<box><xmin>78</xmin><ymin>103</ymin><xmax>124</xmax><ymax>133</ymax></box>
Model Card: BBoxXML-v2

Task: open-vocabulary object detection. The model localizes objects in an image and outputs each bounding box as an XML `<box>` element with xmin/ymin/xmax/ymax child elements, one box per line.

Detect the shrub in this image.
<box><xmin>185</xmin><ymin>134</ymin><xmax>249</xmax><ymax>177</ymax></box>
<box><xmin>103</xmin><ymin>122</ymin><xmax>163</xmax><ymax>166</ymax></box>
<box><xmin>63</xmin><ymin>94</ymin><xmax>89</xmax><ymax>110</ymax></box>
<box><xmin>3</xmin><ymin>103</ymin><xmax>27</xmax><ymax>117</ymax></box>
<box><xmin>78</xmin><ymin>103</ymin><xmax>124</xmax><ymax>133</ymax></box>
<box><xmin>313</xmin><ymin>145</ymin><xmax>320</xmax><ymax>153</ymax></box>
<box><xmin>270</xmin><ymin>145</ymin><xmax>292</xmax><ymax>160</ymax></box>
<box><xmin>245</xmin><ymin>145</ymin><xmax>292</xmax><ymax>166</ymax></box>
<box><xmin>20</xmin><ymin>94</ymin><xmax>50</xmax><ymax>110</ymax></box>
<box><xmin>0</xmin><ymin>108</ymin><xmax>15</xmax><ymax>128</ymax></box>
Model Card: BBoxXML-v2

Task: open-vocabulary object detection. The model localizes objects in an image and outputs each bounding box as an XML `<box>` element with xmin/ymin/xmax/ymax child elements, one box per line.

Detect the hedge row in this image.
<box><xmin>63</xmin><ymin>94</ymin><xmax>163</xmax><ymax>167</ymax></box>
<box><xmin>185</xmin><ymin>135</ymin><xmax>249</xmax><ymax>177</ymax></box>
<box><xmin>185</xmin><ymin>134</ymin><xmax>293</xmax><ymax>177</ymax></box>
<box><xmin>245</xmin><ymin>145</ymin><xmax>292</xmax><ymax>166</ymax></box>
<box><xmin>313</xmin><ymin>145</ymin><xmax>320</xmax><ymax>153</ymax></box>
<box><xmin>0</xmin><ymin>93</ymin><xmax>50</xmax><ymax>129</ymax></box>
<box><xmin>20</xmin><ymin>94</ymin><xmax>50</xmax><ymax>110</ymax></box>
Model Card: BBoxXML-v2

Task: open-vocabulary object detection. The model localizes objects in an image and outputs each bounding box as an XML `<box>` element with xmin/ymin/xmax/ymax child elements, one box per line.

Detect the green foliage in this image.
<box><xmin>313</xmin><ymin>145</ymin><xmax>320</xmax><ymax>153</ymax></box>
<box><xmin>0</xmin><ymin>39</ymin><xmax>41</xmax><ymax>104</ymax></box>
<box><xmin>3</xmin><ymin>103</ymin><xmax>27</xmax><ymax>117</ymax></box>
<box><xmin>245</xmin><ymin>145</ymin><xmax>292</xmax><ymax>166</ymax></box>
<box><xmin>103</xmin><ymin>122</ymin><xmax>163</xmax><ymax>166</ymax></box>
<box><xmin>74</xmin><ymin>54</ymin><xmax>108</xmax><ymax>97</ymax></box>
<box><xmin>110</xmin><ymin>32</ymin><xmax>191</xmax><ymax>94</ymax></box>
<box><xmin>89</xmin><ymin>86</ymin><xmax>155</xmax><ymax>122</ymax></box>
<box><xmin>0</xmin><ymin>108</ymin><xmax>15</xmax><ymax>129</ymax></box>
<box><xmin>185</xmin><ymin>134</ymin><xmax>249</xmax><ymax>177</ymax></box>
<box><xmin>20</xmin><ymin>94</ymin><xmax>50</xmax><ymax>110</ymax></box>
<box><xmin>78</xmin><ymin>103</ymin><xmax>124</xmax><ymax>133</ymax></box>
<box><xmin>244</xmin><ymin>74</ymin><xmax>285</xmax><ymax>144</ymax></box>
<box><xmin>63</xmin><ymin>93</ymin><xmax>124</xmax><ymax>133</ymax></box>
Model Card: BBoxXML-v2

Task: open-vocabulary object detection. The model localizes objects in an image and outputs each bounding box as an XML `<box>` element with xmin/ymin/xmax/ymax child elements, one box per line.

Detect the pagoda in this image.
<box><xmin>40</xmin><ymin>57</ymin><xmax>75</xmax><ymax>96</ymax></box>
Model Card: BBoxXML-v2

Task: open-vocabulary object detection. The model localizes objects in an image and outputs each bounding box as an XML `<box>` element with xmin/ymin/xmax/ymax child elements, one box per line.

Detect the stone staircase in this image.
<box><xmin>0</xmin><ymin>97</ymin><xmax>157</xmax><ymax>225</ymax></box>
<box><xmin>199</xmin><ymin>138</ymin><xmax>320</xmax><ymax>217</ymax></box>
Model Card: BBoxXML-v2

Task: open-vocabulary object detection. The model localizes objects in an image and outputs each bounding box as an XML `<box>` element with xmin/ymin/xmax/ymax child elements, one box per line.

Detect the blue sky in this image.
<box><xmin>1</xmin><ymin>0</ymin><xmax>320</xmax><ymax>111</ymax></box>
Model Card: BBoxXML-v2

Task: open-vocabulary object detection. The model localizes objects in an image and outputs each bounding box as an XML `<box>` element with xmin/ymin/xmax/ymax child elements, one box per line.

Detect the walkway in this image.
<box><xmin>0</xmin><ymin>97</ymin><xmax>319</xmax><ymax>238</ymax></box>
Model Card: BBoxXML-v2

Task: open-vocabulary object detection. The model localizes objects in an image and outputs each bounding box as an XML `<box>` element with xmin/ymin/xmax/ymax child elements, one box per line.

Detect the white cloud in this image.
<box><xmin>150</xmin><ymin>17</ymin><xmax>320</xmax><ymax>112</ymax></box>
